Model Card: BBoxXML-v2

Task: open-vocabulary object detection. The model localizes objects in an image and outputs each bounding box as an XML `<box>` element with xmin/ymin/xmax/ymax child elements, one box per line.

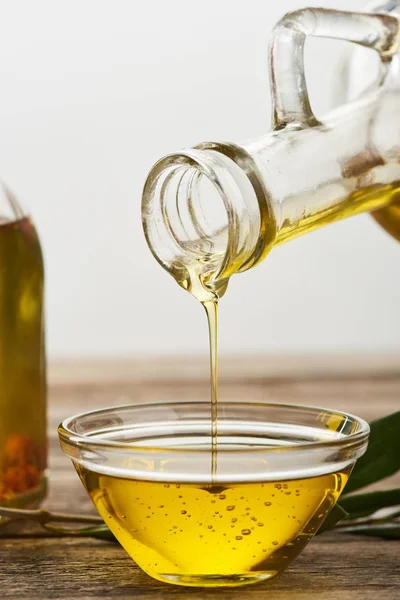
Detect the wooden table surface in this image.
<box><xmin>1</xmin><ymin>356</ymin><xmax>399</xmax><ymax>600</ymax></box>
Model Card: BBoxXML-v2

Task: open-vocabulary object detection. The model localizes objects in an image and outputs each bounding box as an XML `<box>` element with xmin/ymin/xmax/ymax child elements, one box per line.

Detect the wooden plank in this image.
<box><xmin>1</xmin><ymin>535</ymin><xmax>398</xmax><ymax>600</ymax></box>
<box><xmin>48</xmin><ymin>355</ymin><xmax>400</xmax><ymax>387</ymax></box>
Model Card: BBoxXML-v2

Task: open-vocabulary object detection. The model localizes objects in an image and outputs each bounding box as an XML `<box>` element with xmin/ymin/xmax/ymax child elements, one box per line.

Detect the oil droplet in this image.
<box><xmin>272</xmin><ymin>541</ymin><xmax>279</xmax><ymax>546</ymax></box>
<box><xmin>241</xmin><ymin>529</ymin><xmax>251</xmax><ymax>536</ymax></box>
<box><xmin>226</xmin><ymin>505</ymin><xmax>235</xmax><ymax>511</ymax></box>
<box><xmin>181</xmin><ymin>510</ymin><xmax>187</xmax><ymax>515</ymax></box>
<box><xmin>235</xmin><ymin>536</ymin><xmax>243</xmax><ymax>541</ymax></box>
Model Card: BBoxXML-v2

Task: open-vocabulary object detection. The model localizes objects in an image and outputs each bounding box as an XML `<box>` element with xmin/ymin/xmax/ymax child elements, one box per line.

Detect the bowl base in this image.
<box><xmin>155</xmin><ymin>570</ymin><xmax>279</xmax><ymax>588</ymax></box>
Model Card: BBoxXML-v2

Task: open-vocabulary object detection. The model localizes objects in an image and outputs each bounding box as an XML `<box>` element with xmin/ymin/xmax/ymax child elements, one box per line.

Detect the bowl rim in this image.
<box><xmin>58</xmin><ymin>400</ymin><xmax>370</xmax><ymax>455</ymax></box>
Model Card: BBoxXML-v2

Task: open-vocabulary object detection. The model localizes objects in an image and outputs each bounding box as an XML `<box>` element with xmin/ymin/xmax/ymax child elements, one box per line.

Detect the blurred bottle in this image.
<box><xmin>0</xmin><ymin>185</ymin><xmax>47</xmax><ymax>507</ymax></box>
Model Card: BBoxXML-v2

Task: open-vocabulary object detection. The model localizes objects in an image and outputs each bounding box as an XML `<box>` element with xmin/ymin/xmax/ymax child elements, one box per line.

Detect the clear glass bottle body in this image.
<box><xmin>0</xmin><ymin>185</ymin><xmax>47</xmax><ymax>507</ymax></box>
<box><xmin>142</xmin><ymin>7</ymin><xmax>400</xmax><ymax>298</ymax></box>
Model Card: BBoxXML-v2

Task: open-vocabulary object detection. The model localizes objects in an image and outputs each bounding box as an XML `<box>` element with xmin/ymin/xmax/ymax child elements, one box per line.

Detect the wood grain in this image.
<box><xmin>1</xmin><ymin>356</ymin><xmax>399</xmax><ymax>599</ymax></box>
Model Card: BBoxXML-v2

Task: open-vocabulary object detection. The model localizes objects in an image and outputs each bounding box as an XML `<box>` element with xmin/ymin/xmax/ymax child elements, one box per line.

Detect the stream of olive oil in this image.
<box><xmin>203</xmin><ymin>299</ymin><xmax>218</xmax><ymax>479</ymax></box>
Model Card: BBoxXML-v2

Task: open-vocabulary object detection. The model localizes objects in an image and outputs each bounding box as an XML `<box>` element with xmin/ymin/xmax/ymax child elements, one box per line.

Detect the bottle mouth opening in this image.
<box><xmin>142</xmin><ymin>149</ymin><xmax>262</xmax><ymax>298</ymax></box>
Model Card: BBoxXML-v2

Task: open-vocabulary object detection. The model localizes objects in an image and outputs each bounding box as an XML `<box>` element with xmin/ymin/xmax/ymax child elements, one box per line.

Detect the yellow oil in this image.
<box><xmin>0</xmin><ymin>217</ymin><xmax>47</xmax><ymax>507</ymax></box>
<box><xmin>77</xmin><ymin>464</ymin><xmax>350</xmax><ymax>587</ymax></box>
<box><xmin>275</xmin><ymin>181</ymin><xmax>400</xmax><ymax>246</ymax></box>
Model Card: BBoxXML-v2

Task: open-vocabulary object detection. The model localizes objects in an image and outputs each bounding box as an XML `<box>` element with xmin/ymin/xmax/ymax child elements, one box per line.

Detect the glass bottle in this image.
<box><xmin>0</xmin><ymin>184</ymin><xmax>47</xmax><ymax>507</ymax></box>
<box><xmin>142</xmin><ymin>7</ymin><xmax>400</xmax><ymax>299</ymax></box>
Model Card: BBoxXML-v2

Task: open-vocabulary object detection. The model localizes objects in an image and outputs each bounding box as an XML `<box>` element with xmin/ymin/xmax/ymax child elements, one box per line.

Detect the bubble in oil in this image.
<box><xmin>264</xmin><ymin>502</ymin><xmax>272</xmax><ymax>506</ymax></box>
<box><xmin>241</xmin><ymin>529</ymin><xmax>251</xmax><ymax>536</ymax></box>
<box><xmin>272</xmin><ymin>541</ymin><xmax>279</xmax><ymax>546</ymax></box>
<box><xmin>181</xmin><ymin>510</ymin><xmax>187</xmax><ymax>515</ymax></box>
<box><xmin>235</xmin><ymin>536</ymin><xmax>243</xmax><ymax>541</ymax></box>
<box><xmin>226</xmin><ymin>505</ymin><xmax>235</xmax><ymax>511</ymax></box>
<box><xmin>231</xmin><ymin>518</ymin><xmax>237</xmax><ymax>523</ymax></box>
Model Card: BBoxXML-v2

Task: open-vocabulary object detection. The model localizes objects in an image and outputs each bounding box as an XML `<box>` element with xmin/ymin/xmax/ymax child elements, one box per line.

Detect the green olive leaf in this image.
<box><xmin>73</xmin><ymin>524</ymin><xmax>118</xmax><ymax>542</ymax></box>
<box><xmin>337</xmin><ymin>523</ymin><xmax>400</xmax><ymax>539</ymax></box>
<box><xmin>343</xmin><ymin>411</ymin><xmax>400</xmax><ymax>495</ymax></box>
<box><xmin>339</xmin><ymin>488</ymin><xmax>400</xmax><ymax>520</ymax></box>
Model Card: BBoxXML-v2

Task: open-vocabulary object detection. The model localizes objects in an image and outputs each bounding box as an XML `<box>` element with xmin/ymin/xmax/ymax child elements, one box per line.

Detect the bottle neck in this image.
<box><xmin>141</xmin><ymin>145</ymin><xmax>274</xmax><ymax>299</ymax></box>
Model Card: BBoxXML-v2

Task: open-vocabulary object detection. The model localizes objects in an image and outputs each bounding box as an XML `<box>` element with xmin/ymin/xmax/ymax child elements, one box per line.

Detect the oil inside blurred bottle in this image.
<box><xmin>0</xmin><ymin>189</ymin><xmax>47</xmax><ymax>508</ymax></box>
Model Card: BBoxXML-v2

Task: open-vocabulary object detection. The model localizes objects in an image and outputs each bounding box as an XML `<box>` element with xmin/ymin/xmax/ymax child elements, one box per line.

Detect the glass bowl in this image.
<box><xmin>58</xmin><ymin>401</ymin><xmax>369</xmax><ymax>588</ymax></box>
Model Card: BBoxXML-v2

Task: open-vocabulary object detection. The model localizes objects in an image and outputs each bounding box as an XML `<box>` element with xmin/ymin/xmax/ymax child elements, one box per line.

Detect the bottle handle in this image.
<box><xmin>269</xmin><ymin>7</ymin><xmax>400</xmax><ymax>129</ymax></box>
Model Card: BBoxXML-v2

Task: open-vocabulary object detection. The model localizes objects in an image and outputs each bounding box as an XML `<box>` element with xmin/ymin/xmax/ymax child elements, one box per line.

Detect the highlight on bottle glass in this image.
<box><xmin>59</xmin><ymin>401</ymin><xmax>369</xmax><ymax>588</ymax></box>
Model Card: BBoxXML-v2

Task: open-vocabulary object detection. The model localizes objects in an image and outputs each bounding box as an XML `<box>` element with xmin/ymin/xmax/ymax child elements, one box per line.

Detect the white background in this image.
<box><xmin>0</xmin><ymin>0</ymin><xmax>399</xmax><ymax>358</ymax></box>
